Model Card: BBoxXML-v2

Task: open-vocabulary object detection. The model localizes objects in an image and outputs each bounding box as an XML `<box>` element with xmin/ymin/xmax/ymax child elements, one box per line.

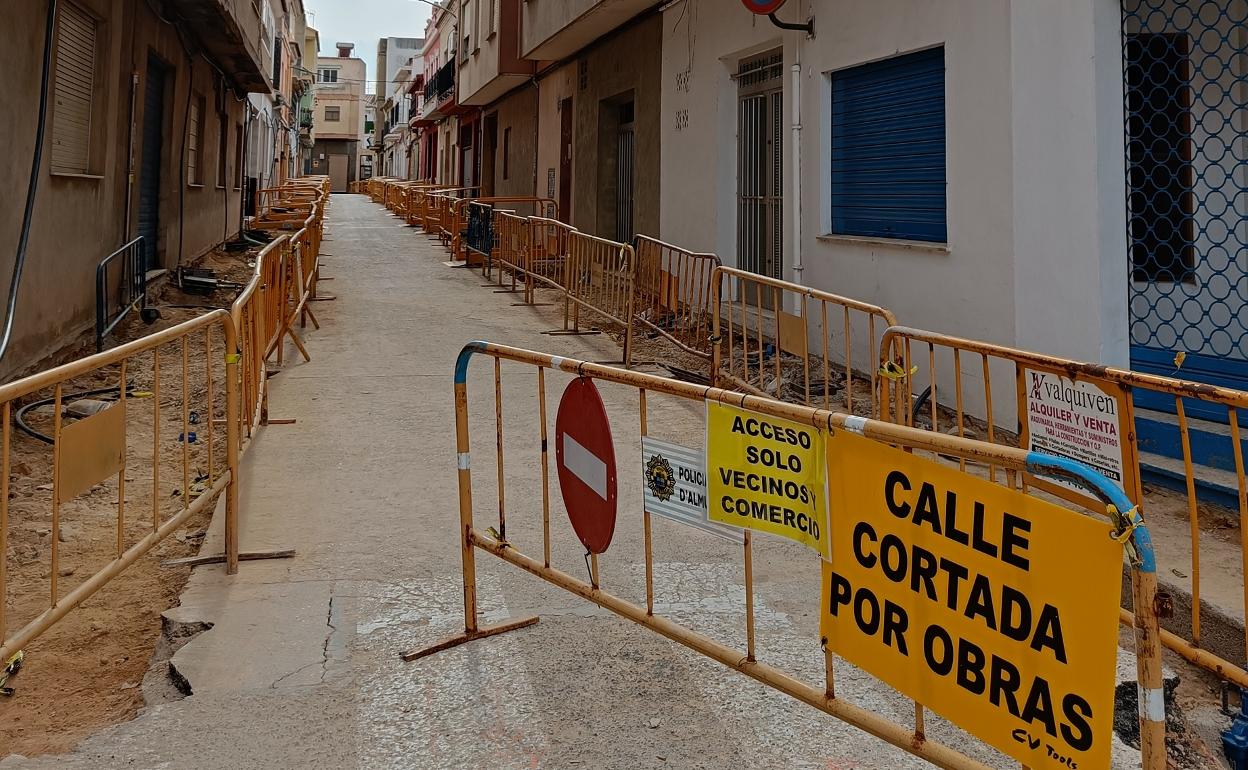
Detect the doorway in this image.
<box><xmin>616</xmin><ymin>101</ymin><xmax>635</xmax><ymax>243</ymax></box>
<box><xmin>328</xmin><ymin>153</ymin><xmax>349</xmax><ymax>192</ymax></box>
<box><xmin>1123</xmin><ymin>5</ymin><xmax>1248</xmax><ymax>411</ymax></box>
<box><xmin>736</xmin><ymin>48</ymin><xmax>784</xmax><ymax>299</ymax></box>
<box><xmin>137</xmin><ymin>53</ymin><xmax>168</xmax><ymax>271</ymax></box>
<box><xmin>559</xmin><ymin>97</ymin><xmax>573</xmax><ymax>222</ymax></box>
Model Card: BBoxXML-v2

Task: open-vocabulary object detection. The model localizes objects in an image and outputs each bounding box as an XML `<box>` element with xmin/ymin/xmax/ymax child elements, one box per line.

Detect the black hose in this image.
<box><xmin>0</xmin><ymin>0</ymin><xmax>58</xmax><ymax>365</ymax></box>
<box><xmin>15</xmin><ymin>384</ymin><xmax>133</xmax><ymax>444</ymax></box>
<box><xmin>911</xmin><ymin>385</ymin><xmax>933</xmax><ymax>425</ymax></box>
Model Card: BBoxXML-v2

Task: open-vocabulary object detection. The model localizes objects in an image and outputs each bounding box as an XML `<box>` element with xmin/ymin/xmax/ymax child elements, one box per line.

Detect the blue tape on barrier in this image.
<box><xmin>1024</xmin><ymin>451</ymin><xmax>1156</xmax><ymax>574</ymax></box>
<box><xmin>454</xmin><ymin>341</ymin><xmax>488</xmax><ymax>385</ymax></box>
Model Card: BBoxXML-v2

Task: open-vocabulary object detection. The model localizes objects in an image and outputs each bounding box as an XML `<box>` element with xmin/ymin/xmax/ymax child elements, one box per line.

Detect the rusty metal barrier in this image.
<box><xmin>712</xmin><ymin>267</ymin><xmax>898</xmax><ymax>416</ymax></box>
<box><xmin>427</xmin><ymin>189</ymin><xmax>481</xmax><ymax>246</ymax></box>
<box><xmin>485</xmin><ymin>210</ymin><xmax>530</xmax><ymax>294</ymax></box>
<box><xmin>228</xmin><ymin>235</ymin><xmax>310</xmax><ymax>434</ymax></box>
<box><xmin>633</xmin><ymin>236</ymin><xmax>720</xmax><ymax>361</ymax></box>
<box><xmin>398</xmin><ymin>183</ymin><xmax>441</xmax><ymax>226</ymax></box>
<box><xmin>0</xmin><ymin>194</ymin><xmax>324</xmax><ymax>673</ymax></box>
<box><xmin>451</xmin><ymin>197</ymin><xmax>557</xmax><ymax>263</ymax></box>
<box><xmin>561</xmin><ymin>231</ymin><xmax>637</xmax><ymax>367</ymax></box>
<box><xmin>526</xmin><ymin>214</ymin><xmax>579</xmax><ymax>304</ymax></box>
<box><xmin>0</xmin><ymin>311</ymin><xmax>243</xmax><ymax>666</ymax></box>
<box><xmin>401</xmin><ymin>340</ymin><xmax>1166</xmax><ymax>770</ymax></box>
<box><xmin>877</xmin><ymin>325</ymin><xmax>1248</xmax><ymax>690</ymax></box>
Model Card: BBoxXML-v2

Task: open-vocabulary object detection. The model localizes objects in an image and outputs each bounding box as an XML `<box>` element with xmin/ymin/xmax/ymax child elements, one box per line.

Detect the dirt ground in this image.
<box><xmin>0</xmin><ymin>239</ymin><xmax>269</xmax><ymax>757</ymax></box>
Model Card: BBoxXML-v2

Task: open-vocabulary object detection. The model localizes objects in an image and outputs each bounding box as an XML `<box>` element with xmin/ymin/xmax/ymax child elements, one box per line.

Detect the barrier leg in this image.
<box><xmin>1133</xmin><ymin>566</ymin><xmax>1167</xmax><ymax>770</ymax></box>
<box><xmin>401</xmin><ymin>374</ymin><xmax>538</xmax><ymax>662</ymax></box>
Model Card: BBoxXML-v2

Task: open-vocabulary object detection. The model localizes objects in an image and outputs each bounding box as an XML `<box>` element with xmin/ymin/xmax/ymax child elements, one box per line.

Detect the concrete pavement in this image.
<box><xmin>5</xmin><ymin>195</ymin><xmax>1144</xmax><ymax>769</ymax></box>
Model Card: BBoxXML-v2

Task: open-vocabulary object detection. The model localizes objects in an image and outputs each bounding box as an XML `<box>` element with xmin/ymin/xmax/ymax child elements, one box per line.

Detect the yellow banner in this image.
<box><xmin>706</xmin><ymin>402</ymin><xmax>829</xmax><ymax>558</ymax></box>
<box><xmin>821</xmin><ymin>430</ymin><xmax>1121</xmax><ymax>770</ymax></box>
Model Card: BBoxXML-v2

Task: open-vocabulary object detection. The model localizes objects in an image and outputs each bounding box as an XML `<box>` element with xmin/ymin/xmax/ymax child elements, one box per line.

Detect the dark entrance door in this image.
<box><xmin>559</xmin><ymin>97</ymin><xmax>573</xmax><ymax>223</ymax></box>
<box><xmin>138</xmin><ymin>54</ymin><xmax>167</xmax><ymax>271</ymax></box>
<box><xmin>1123</xmin><ymin>4</ymin><xmax>1248</xmax><ymax>414</ymax></box>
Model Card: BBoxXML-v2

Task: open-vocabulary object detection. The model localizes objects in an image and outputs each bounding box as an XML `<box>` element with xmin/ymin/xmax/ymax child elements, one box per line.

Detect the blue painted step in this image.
<box><xmin>1136</xmin><ymin>407</ymin><xmax>1243</xmax><ymax>508</ymax></box>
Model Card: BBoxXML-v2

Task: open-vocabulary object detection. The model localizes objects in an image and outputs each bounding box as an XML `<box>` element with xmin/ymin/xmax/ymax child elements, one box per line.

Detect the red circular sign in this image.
<box><xmin>555</xmin><ymin>378</ymin><xmax>618</xmax><ymax>554</ymax></box>
<box><xmin>741</xmin><ymin>0</ymin><xmax>788</xmax><ymax>13</ymax></box>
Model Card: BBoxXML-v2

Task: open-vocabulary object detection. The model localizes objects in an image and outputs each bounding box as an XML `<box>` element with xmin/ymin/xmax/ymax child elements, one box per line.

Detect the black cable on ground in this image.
<box><xmin>15</xmin><ymin>384</ymin><xmax>133</xmax><ymax>444</ymax></box>
<box><xmin>0</xmin><ymin>0</ymin><xmax>58</xmax><ymax>366</ymax></box>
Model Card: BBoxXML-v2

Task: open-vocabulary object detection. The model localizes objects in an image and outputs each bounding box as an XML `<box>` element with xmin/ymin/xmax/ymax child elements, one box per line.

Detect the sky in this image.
<box><xmin>305</xmin><ymin>0</ymin><xmax>432</xmax><ymax>89</ymax></box>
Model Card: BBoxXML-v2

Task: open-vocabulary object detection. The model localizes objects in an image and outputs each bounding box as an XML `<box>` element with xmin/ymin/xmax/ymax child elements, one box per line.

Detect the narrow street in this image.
<box><xmin>2</xmin><ymin>196</ymin><xmax>1025</xmax><ymax>769</ymax></box>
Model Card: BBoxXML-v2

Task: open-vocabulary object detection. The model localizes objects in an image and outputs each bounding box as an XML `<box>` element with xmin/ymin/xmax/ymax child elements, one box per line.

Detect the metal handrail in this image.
<box><xmin>94</xmin><ymin>236</ymin><xmax>149</xmax><ymax>352</ymax></box>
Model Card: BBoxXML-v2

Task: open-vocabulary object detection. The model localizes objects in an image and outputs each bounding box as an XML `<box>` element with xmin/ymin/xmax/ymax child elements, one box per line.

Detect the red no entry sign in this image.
<box><xmin>741</xmin><ymin>0</ymin><xmax>788</xmax><ymax>13</ymax></box>
<box><xmin>555</xmin><ymin>378</ymin><xmax>618</xmax><ymax>554</ymax></box>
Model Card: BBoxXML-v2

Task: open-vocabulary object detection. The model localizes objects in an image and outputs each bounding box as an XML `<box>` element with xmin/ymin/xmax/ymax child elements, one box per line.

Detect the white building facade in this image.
<box><xmin>661</xmin><ymin>0</ymin><xmax>1134</xmax><ymax>368</ymax></box>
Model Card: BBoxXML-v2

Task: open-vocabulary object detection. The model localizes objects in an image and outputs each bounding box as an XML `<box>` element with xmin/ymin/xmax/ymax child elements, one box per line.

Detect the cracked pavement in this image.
<box><xmin>1</xmin><ymin>196</ymin><xmax>1149</xmax><ymax>769</ymax></box>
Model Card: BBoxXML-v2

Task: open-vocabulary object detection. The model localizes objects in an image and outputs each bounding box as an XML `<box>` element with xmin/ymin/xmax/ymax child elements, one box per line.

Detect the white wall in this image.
<box><xmin>661</xmin><ymin>0</ymin><xmax>1130</xmax><ymax>426</ymax></box>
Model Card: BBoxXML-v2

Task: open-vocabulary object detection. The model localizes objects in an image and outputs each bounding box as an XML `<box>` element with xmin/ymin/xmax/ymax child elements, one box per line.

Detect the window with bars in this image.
<box><xmin>829</xmin><ymin>47</ymin><xmax>947</xmax><ymax>243</ymax></box>
<box><xmin>188</xmin><ymin>94</ymin><xmax>205</xmax><ymax>185</ymax></box>
<box><xmin>503</xmin><ymin>126</ymin><xmax>510</xmax><ymax>180</ymax></box>
<box><xmin>234</xmin><ymin>123</ymin><xmax>243</xmax><ymax>189</ymax></box>
<box><xmin>50</xmin><ymin>1</ymin><xmax>98</xmax><ymax>175</ymax></box>
<box><xmin>217</xmin><ymin>112</ymin><xmax>228</xmax><ymax>187</ymax></box>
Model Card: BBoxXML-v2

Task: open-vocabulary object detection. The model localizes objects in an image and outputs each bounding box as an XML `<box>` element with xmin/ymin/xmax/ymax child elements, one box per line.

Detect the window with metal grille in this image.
<box><xmin>51</xmin><ymin>2</ymin><xmax>98</xmax><ymax>175</ymax></box>
<box><xmin>272</xmin><ymin>36</ymin><xmax>283</xmax><ymax>86</ymax></box>
<box><xmin>325</xmin><ymin>106</ymin><xmax>341</xmax><ymax>122</ymax></box>
<box><xmin>1125</xmin><ymin>33</ymin><xmax>1195</xmax><ymax>284</ymax></box>
<box><xmin>829</xmin><ymin>47</ymin><xmax>947</xmax><ymax>243</ymax></box>
<box><xmin>502</xmin><ymin>126</ymin><xmax>510</xmax><ymax>180</ymax></box>
<box><xmin>217</xmin><ymin>112</ymin><xmax>228</xmax><ymax>187</ymax></box>
<box><xmin>234</xmin><ymin>123</ymin><xmax>243</xmax><ymax>189</ymax></box>
<box><xmin>188</xmin><ymin>94</ymin><xmax>204</xmax><ymax>185</ymax></box>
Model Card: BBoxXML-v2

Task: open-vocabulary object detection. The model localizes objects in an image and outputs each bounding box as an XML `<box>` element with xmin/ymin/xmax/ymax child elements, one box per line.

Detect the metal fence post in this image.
<box><xmin>224</xmin><ymin>318</ymin><xmax>242</xmax><ymax>575</ymax></box>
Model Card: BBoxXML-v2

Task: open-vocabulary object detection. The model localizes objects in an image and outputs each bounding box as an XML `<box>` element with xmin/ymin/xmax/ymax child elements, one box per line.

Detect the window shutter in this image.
<box><xmin>51</xmin><ymin>3</ymin><xmax>97</xmax><ymax>175</ymax></box>
<box><xmin>188</xmin><ymin>98</ymin><xmax>201</xmax><ymax>184</ymax></box>
<box><xmin>830</xmin><ymin>47</ymin><xmax>947</xmax><ymax>243</ymax></box>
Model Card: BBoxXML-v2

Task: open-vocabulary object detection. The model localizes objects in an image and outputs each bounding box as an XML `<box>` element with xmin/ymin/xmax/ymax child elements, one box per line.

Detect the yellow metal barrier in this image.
<box><xmin>522</xmin><ymin>216</ymin><xmax>577</xmax><ymax>306</ymax></box>
<box><xmin>451</xmin><ymin>197</ymin><xmax>557</xmax><ymax>263</ymax></box>
<box><xmin>712</xmin><ymin>267</ymin><xmax>898</xmax><ymax>415</ymax></box>
<box><xmin>0</xmin><ymin>178</ymin><xmax>328</xmax><ymax>674</ymax></box>
<box><xmin>402</xmin><ymin>340</ymin><xmax>1166</xmax><ymax>770</ymax></box>
<box><xmin>633</xmin><ymin>235</ymin><xmax>720</xmax><ymax>361</ymax></box>
<box><xmin>877</xmin><ymin>325</ymin><xmax>1248</xmax><ymax>690</ymax></box>
<box><xmin>0</xmin><ymin>312</ymin><xmax>242</xmax><ymax>665</ymax></box>
<box><xmin>562</xmin><ymin>231</ymin><xmax>637</xmax><ymax>367</ymax></box>
<box><xmin>486</xmin><ymin>210</ymin><xmax>530</xmax><ymax>294</ymax></box>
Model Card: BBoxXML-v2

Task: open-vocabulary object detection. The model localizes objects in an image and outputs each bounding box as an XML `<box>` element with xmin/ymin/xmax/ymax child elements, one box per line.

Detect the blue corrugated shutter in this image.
<box><xmin>830</xmin><ymin>47</ymin><xmax>947</xmax><ymax>243</ymax></box>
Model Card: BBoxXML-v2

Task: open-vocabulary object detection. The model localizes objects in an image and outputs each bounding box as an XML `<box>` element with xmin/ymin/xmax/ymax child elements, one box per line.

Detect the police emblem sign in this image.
<box><xmin>642</xmin><ymin>436</ymin><xmax>742</xmax><ymax>543</ymax></box>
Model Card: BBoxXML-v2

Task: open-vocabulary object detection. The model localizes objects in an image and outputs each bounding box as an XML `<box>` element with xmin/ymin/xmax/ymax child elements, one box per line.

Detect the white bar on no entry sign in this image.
<box><xmin>563</xmin><ymin>433</ymin><xmax>608</xmax><ymax>500</ymax></box>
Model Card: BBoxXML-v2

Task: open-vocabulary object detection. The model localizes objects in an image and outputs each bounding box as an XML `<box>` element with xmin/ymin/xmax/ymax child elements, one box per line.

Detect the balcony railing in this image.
<box><xmin>423</xmin><ymin>59</ymin><xmax>455</xmax><ymax>104</ymax></box>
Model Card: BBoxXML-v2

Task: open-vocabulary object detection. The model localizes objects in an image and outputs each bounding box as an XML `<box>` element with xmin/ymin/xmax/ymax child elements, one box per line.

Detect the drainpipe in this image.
<box><xmin>790</xmin><ymin>51</ymin><xmax>803</xmax><ymax>296</ymax></box>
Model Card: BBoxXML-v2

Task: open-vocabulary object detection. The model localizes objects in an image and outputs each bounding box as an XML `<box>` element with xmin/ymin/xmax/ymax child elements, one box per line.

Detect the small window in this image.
<box><xmin>502</xmin><ymin>126</ymin><xmax>510</xmax><ymax>180</ymax></box>
<box><xmin>188</xmin><ymin>94</ymin><xmax>205</xmax><ymax>185</ymax></box>
<box><xmin>217</xmin><ymin>112</ymin><xmax>228</xmax><ymax>188</ymax></box>
<box><xmin>234</xmin><ymin>123</ymin><xmax>243</xmax><ymax>189</ymax></box>
<box><xmin>318</xmin><ymin>68</ymin><xmax>338</xmax><ymax>83</ymax></box>
<box><xmin>50</xmin><ymin>2</ymin><xmax>98</xmax><ymax>175</ymax></box>
<box><xmin>325</xmin><ymin>105</ymin><xmax>341</xmax><ymax>122</ymax></box>
<box><xmin>272</xmin><ymin>36</ymin><xmax>282</xmax><ymax>86</ymax></box>
<box><xmin>829</xmin><ymin>47</ymin><xmax>947</xmax><ymax>243</ymax></box>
